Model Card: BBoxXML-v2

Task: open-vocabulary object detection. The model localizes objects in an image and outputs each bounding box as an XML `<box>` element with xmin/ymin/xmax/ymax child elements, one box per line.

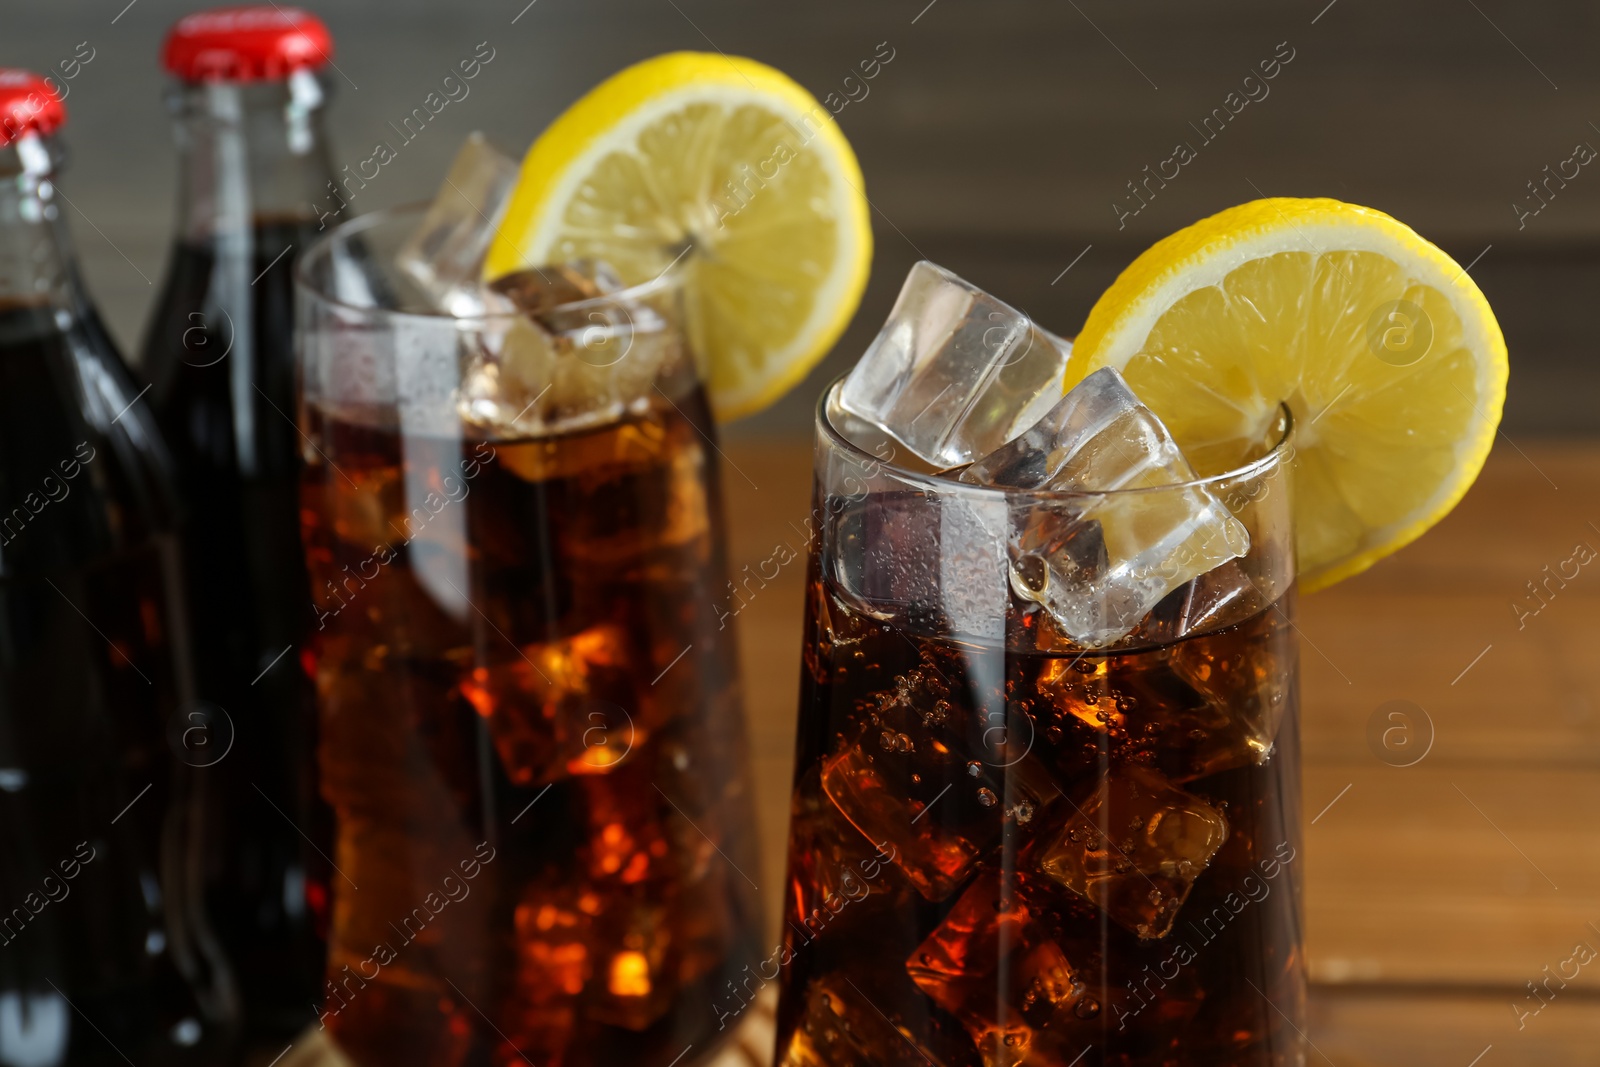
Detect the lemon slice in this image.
<box><xmin>1069</xmin><ymin>198</ymin><xmax>1507</xmax><ymax>592</ymax></box>
<box><xmin>484</xmin><ymin>52</ymin><xmax>872</xmax><ymax>422</ymax></box>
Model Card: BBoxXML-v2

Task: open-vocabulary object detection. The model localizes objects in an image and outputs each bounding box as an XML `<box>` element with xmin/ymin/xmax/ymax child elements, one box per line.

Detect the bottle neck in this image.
<box><xmin>0</xmin><ymin>135</ymin><xmax>81</xmax><ymax>310</ymax></box>
<box><xmin>168</xmin><ymin>70</ymin><xmax>334</xmax><ymax>244</ymax></box>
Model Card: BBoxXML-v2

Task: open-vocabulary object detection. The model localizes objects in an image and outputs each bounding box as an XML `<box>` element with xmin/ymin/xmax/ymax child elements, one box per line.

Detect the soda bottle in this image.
<box><xmin>141</xmin><ymin>5</ymin><xmax>338</xmax><ymax>1045</ymax></box>
<box><xmin>0</xmin><ymin>70</ymin><xmax>235</xmax><ymax>1062</ymax></box>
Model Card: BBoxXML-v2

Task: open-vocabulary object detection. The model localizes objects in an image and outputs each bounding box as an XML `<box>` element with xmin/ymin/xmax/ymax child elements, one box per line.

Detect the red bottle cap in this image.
<box><xmin>162</xmin><ymin>5</ymin><xmax>333</xmax><ymax>82</ymax></box>
<box><xmin>0</xmin><ymin>70</ymin><xmax>65</xmax><ymax>149</ymax></box>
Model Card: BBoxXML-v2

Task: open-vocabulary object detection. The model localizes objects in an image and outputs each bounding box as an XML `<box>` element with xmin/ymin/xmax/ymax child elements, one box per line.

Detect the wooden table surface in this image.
<box><xmin>719</xmin><ymin>437</ymin><xmax>1600</xmax><ymax>1065</ymax></box>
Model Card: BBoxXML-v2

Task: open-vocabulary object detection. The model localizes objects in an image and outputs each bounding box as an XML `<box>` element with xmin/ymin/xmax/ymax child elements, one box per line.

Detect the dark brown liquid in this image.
<box><xmin>0</xmin><ymin>301</ymin><xmax>224</xmax><ymax>1063</ymax></box>
<box><xmin>298</xmin><ymin>387</ymin><xmax>762</xmax><ymax>1066</ymax></box>
<box><xmin>776</xmin><ymin>496</ymin><xmax>1304</xmax><ymax>1067</ymax></box>
<box><xmin>143</xmin><ymin>217</ymin><xmax>330</xmax><ymax>1039</ymax></box>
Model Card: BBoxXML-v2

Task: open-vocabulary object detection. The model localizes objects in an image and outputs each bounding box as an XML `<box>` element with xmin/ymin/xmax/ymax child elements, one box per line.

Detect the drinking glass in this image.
<box><xmin>294</xmin><ymin>205</ymin><xmax>763</xmax><ymax>1067</ymax></box>
<box><xmin>775</xmin><ymin>384</ymin><xmax>1303</xmax><ymax>1065</ymax></box>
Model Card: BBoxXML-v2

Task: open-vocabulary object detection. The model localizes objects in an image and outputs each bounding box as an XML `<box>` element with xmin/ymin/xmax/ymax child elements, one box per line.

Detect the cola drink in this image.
<box><xmin>0</xmin><ymin>70</ymin><xmax>233</xmax><ymax>1062</ymax></box>
<box><xmin>773</xmin><ymin>384</ymin><xmax>1306</xmax><ymax>1067</ymax></box>
<box><xmin>299</xmin><ymin>387</ymin><xmax>765</xmax><ymax>1065</ymax></box>
<box><xmin>140</xmin><ymin>6</ymin><xmax>340</xmax><ymax>1044</ymax></box>
<box><xmin>780</xmin><ymin>587</ymin><xmax>1302</xmax><ymax>1066</ymax></box>
<box><xmin>294</xmin><ymin>208</ymin><xmax>766</xmax><ymax>1065</ymax></box>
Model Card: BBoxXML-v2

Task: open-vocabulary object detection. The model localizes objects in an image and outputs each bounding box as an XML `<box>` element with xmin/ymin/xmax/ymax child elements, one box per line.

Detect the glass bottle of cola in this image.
<box><xmin>0</xmin><ymin>70</ymin><xmax>235</xmax><ymax>1062</ymax></box>
<box><xmin>140</xmin><ymin>5</ymin><xmax>338</xmax><ymax>1046</ymax></box>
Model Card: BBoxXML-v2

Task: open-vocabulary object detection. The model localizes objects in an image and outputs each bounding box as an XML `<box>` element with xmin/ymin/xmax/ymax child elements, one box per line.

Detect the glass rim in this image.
<box><xmin>292</xmin><ymin>201</ymin><xmax>680</xmax><ymax>326</ymax></box>
<box><xmin>817</xmin><ymin>378</ymin><xmax>1296</xmax><ymax>500</ymax></box>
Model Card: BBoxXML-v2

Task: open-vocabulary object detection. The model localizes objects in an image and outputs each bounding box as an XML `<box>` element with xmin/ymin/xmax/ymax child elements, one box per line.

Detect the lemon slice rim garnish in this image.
<box><xmin>1068</xmin><ymin>196</ymin><xmax>1508</xmax><ymax>593</ymax></box>
<box><xmin>484</xmin><ymin>51</ymin><xmax>873</xmax><ymax>422</ymax></box>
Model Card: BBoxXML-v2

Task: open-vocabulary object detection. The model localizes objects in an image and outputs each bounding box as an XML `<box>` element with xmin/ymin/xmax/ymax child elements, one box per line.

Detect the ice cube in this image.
<box><xmin>574</xmin><ymin>748</ymin><xmax>739</xmax><ymax>922</ymax></box>
<box><xmin>458</xmin><ymin>622</ymin><xmax>648</xmax><ymax>786</ymax></box>
<box><xmin>456</xmin><ymin>314</ymin><xmax>559</xmax><ymax>432</ymax></box>
<box><xmin>1093</xmin><ymin>574</ymin><xmax>1295</xmax><ymax>782</ymax></box>
<box><xmin>1163</xmin><ymin>601</ymin><xmax>1296</xmax><ymax>773</ymax></box>
<box><xmin>320</xmin><ymin>817</ymin><xmax>493</xmax><ymax>1065</ymax></box>
<box><xmin>395</xmin><ymin>132</ymin><xmax>520</xmax><ymax>317</ymax></box>
<box><xmin>506</xmin><ymin>884</ymin><xmax>586</xmax><ymax>1056</ymax></box>
<box><xmin>1008</xmin><ymin>516</ymin><xmax>1108</xmax><ymax>617</ymax></box>
<box><xmin>1033</xmin><ymin>633</ymin><xmax>1286</xmax><ymax>784</ymax></box>
<box><xmin>830</xmin><ymin>487</ymin><xmax>1009</xmax><ymax>640</ymax></box>
<box><xmin>634</xmin><ymin>726</ymin><xmax>758</xmax><ymax>990</ymax></box>
<box><xmin>938</xmin><ymin>489</ymin><xmax>1013</xmax><ymax>639</ymax></box>
<box><xmin>961</xmin><ymin>368</ymin><xmax>1250</xmax><ymax>648</ymax></box>
<box><xmin>833</xmin><ymin>490</ymin><xmax>937</xmax><ymax>622</ymax></box>
<box><xmin>507</xmin><ymin>880</ymin><xmax>679</xmax><ymax>1040</ymax></box>
<box><xmin>456</xmin><ymin>301</ymin><xmax>680</xmax><ymax>437</ymax></box>
<box><xmin>584</xmin><ymin>896</ymin><xmax>677</xmax><ymax>1031</ymax></box>
<box><xmin>569</xmin><ymin>748</ymin><xmax>750</xmax><ymax>1010</ymax></box>
<box><xmin>961</xmin><ymin>367</ymin><xmax>1173</xmax><ymax>489</ymax></box>
<box><xmin>490</xmin><ymin>260</ymin><xmax>626</xmax><ymax>317</ymax></box>
<box><xmin>906</xmin><ymin>870</ymin><xmax>1087</xmax><ymax>1066</ymax></box>
<box><xmin>820</xmin><ymin>663</ymin><xmax>1051</xmax><ymax>901</ymax></box>
<box><xmin>488</xmin><ymin>258</ymin><xmax>667</xmax><ymax>391</ymax></box>
<box><xmin>511</xmin><ymin>865</ymin><xmax>732</xmax><ymax>1039</ymax></box>
<box><xmin>579</xmin><ymin>764</ymin><xmax>684</xmax><ymax>887</ymax></box>
<box><xmin>316</xmin><ymin>464</ymin><xmax>405</xmax><ymax>552</ymax></box>
<box><xmin>837</xmin><ymin>262</ymin><xmax>1073</xmax><ymax>469</ymax></box>
<box><xmin>1031</xmin><ymin>765</ymin><xmax>1228</xmax><ymax>939</ymax></box>
<box><xmin>458</xmin><ymin>262</ymin><xmax>681</xmax><ymax>437</ymax></box>
<box><xmin>1136</xmin><ymin>559</ymin><xmax>1270</xmax><ymax>644</ymax></box>
<box><xmin>780</xmin><ymin>978</ymin><xmax>953</xmax><ymax>1067</ymax></box>
<box><xmin>787</xmin><ymin>768</ymin><xmax>912</xmax><ymax>938</ymax></box>
<box><xmin>1095</xmin><ymin>652</ymin><xmax>1251</xmax><ymax>784</ymax></box>
<box><xmin>801</xmin><ymin>580</ymin><xmax>846</xmax><ymax>688</ymax></box>
<box><xmin>1043</xmin><ymin>911</ymin><xmax>1205</xmax><ymax>1050</ymax></box>
<box><xmin>824</xmin><ymin>387</ymin><xmax>943</xmax><ymax>476</ymax></box>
